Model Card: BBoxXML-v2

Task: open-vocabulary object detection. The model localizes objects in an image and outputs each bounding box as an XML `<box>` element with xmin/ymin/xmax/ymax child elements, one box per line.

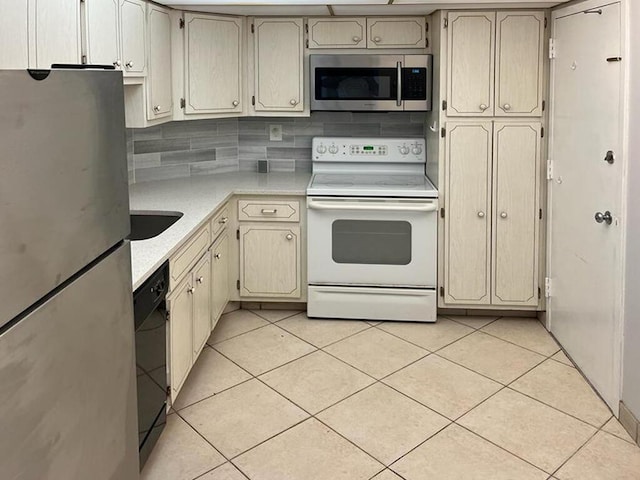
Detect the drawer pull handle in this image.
<box><xmin>261</xmin><ymin>208</ymin><xmax>278</xmax><ymax>214</ymax></box>
<box><xmin>218</xmin><ymin>217</ymin><xmax>229</xmax><ymax>224</ymax></box>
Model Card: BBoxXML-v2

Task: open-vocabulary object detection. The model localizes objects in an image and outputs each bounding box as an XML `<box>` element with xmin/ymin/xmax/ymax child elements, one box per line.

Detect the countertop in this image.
<box><xmin>129</xmin><ymin>172</ymin><xmax>311</xmax><ymax>290</ymax></box>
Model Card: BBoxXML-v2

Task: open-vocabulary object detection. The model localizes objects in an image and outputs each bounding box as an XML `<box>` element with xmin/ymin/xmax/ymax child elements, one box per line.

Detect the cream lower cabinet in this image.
<box><xmin>308</xmin><ymin>18</ymin><xmax>366</xmax><ymax>49</ymax></box>
<box><xmin>442</xmin><ymin>121</ymin><xmax>541</xmax><ymax>308</ymax></box>
<box><xmin>253</xmin><ymin>18</ymin><xmax>304</xmax><ymax>112</ymax></box>
<box><xmin>211</xmin><ymin>233</ymin><xmax>230</xmax><ymax>325</ymax></box>
<box><xmin>168</xmin><ymin>274</ymin><xmax>194</xmax><ymax>401</ymax></box>
<box><xmin>192</xmin><ymin>252</ymin><xmax>212</xmax><ymax>357</ymax></box>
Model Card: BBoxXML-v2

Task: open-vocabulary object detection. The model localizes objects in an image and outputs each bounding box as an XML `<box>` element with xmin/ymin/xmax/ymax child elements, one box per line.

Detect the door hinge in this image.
<box><xmin>305</xmin><ymin>23</ymin><xmax>308</xmax><ymax>33</ymax></box>
<box><xmin>441</xmin><ymin>127</ymin><xmax>446</xmax><ymax>138</ymax></box>
<box><xmin>548</xmin><ymin>38</ymin><xmax>556</xmax><ymax>59</ymax></box>
<box><xmin>180</xmin><ymin>98</ymin><xmax>185</xmax><ymax>109</ymax></box>
<box><xmin>606</xmin><ymin>57</ymin><xmax>623</xmax><ymax>62</ymax></box>
<box><xmin>542</xmin><ymin>100</ymin><xmax>546</xmax><ymax>111</ymax></box>
<box><xmin>545</xmin><ymin>277</ymin><xmax>552</xmax><ymax>298</ymax></box>
<box><xmin>544</xmin><ymin>17</ymin><xmax>548</xmax><ymax>28</ymax></box>
<box><xmin>166</xmin><ymin>385</ymin><xmax>171</xmax><ymax>396</ymax></box>
<box><xmin>444</xmin><ymin>17</ymin><xmax>448</xmax><ymax>28</ymax></box>
<box><xmin>541</xmin><ymin>127</ymin><xmax>544</xmax><ymax>138</ymax></box>
<box><xmin>440</xmin><ymin>207</ymin><xmax>445</xmax><ymax>218</ymax></box>
<box><xmin>236</xmin><ymin>279</ymin><xmax>240</xmax><ymax>290</ymax></box>
<box><xmin>442</xmin><ymin>100</ymin><xmax>447</xmax><ymax>111</ymax></box>
<box><xmin>539</xmin><ymin>208</ymin><xmax>543</xmax><ymax>220</ymax></box>
<box><xmin>546</xmin><ymin>159</ymin><xmax>553</xmax><ymax>180</ymax></box>
<box><xmin>236</xmin><ymin>229</ymin><xmax>240</xmax><ymax>240</ymax></box>
<box><xmin>538</xmin><ymin>287</ymin><xmax>541</xmax><ymax>299</ymax></box>
<box><xmin>306</xmin><ymin>38</ymin><xmax>309</xmax><ymax>48</ymax></box>
<box><xmin>179</xmin><ymin>18</ymin><xmax>185</xmax><ymax>29</ymax></box>
<box><xmin>251</xmin><ymin>23</ymin><xmax>255</xmax><ymax>34</ymax></box>
<box><xmin>81</xmin><ymin>54</ymin><xmax>87</xmax><ymax>65</ymax></box>
<box><xmin>166</xmin><ymin>310</ymin><xmax>170</xmax><ymax>321</ymax></box>
<box><xmin>439</xmin><ymin>286</ymin><xmax>444</xmax><ymax>297</ymax></box>
<box><xmin>251</xmin><ymin>95</ymin><xmax>255</xmax><ymax>106</ymax></box>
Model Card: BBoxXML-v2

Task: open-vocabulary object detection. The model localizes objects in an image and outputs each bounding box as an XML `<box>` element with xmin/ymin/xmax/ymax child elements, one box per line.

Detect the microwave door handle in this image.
<box><xmin>308</xmin><ymin>199</ymin><xmax>437</xmax><ymax>213</ymax></box>
<box><xmin>396</xmin><ymin>61</ymin><xmax>402</xmax><ymax>107</ymax></box>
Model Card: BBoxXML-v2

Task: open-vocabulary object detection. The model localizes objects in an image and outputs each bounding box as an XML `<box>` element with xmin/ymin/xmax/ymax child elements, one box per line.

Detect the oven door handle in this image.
<box><xmin>396</xmin><ymin>61</ymin><xmax>403</xmax><ymax>107</ymax></box>
<box><xmin>308</xmin><ymin>199</ymin><xmax>437</xmax><ymax>213</ymax></box>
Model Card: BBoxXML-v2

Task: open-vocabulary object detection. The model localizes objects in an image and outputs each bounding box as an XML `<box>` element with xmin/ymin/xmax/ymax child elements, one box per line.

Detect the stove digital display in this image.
<box><xmin>363</xmin><ymin>146</ymin><xmax>374</xmax><ymax>151</ymax></box>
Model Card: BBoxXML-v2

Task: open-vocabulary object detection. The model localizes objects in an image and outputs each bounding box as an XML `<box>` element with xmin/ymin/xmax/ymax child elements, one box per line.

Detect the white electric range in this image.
<box><xmin>306</xmin><ymin>137</ymin><xmax>439</xmax><ymax>322</ymax></box>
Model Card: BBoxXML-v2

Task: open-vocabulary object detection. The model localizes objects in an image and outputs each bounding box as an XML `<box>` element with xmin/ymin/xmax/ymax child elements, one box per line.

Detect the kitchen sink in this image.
<box><xmin>129</xmin><ymin>211</ymin><xmax>183</xmax><ymax>241</ymax></box>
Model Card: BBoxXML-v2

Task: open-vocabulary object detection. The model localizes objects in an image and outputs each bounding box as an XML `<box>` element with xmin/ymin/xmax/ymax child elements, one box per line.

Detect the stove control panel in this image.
<box><xmin>312</xmin><ymin>137</ymin><xmax>426</xmax><ymax>163</ymax></box>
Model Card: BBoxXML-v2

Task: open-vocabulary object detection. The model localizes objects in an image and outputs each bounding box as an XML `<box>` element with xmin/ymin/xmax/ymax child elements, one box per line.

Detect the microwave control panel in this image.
<box><xmin>402</xmin><ymin>68</ymin><xmax>428</xmax><ymax>101</ymax></box>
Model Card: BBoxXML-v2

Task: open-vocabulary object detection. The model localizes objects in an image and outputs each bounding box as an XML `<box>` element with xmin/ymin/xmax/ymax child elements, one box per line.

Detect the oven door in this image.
<box><xmin>307</xmin><ymin>197</ymin><xmax>437</xmax><ymax>287</ymax></box>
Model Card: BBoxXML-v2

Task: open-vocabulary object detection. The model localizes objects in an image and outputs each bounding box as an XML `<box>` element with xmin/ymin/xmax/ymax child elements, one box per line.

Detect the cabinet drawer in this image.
<box><xmin>238</xmin><ymin>200</ymin><xmax>300</xmax><ymax>222</ymax></box>
<box><xmin>170</xmin><ymin>224</ymin><xmax>211</xmax><ymax>289</ymax></box>
<box><xmin>211</xmin><ymin>205</ymin><xmax>230</xmax><ymax>240</ymax></box>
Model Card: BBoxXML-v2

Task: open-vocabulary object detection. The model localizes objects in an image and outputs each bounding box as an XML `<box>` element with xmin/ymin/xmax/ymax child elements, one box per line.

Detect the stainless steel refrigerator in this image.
<box><xmin>0</xmin><ymin>68</ymin><xmax>139</xmax><ymax>479</ymax></box>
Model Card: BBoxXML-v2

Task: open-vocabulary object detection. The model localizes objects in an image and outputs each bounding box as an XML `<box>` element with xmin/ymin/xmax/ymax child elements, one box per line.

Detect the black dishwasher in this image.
<box><xmin>133</xmin><ymin>261</ymin><xmax>169</xmax><ymax>470</ymax></box>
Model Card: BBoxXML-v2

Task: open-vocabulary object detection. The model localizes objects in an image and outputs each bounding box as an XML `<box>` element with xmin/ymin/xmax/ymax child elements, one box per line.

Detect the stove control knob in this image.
<box><xmin>329</xmin><ymin>145</ymin><xmax>339</xmax><ymax>154</ymax></box>
<box><xmin>412</xmin><ymin>145</ymin><xmax>423</xmax><ymax>155</ymax></box>
<box><xmin>399</xmin><ymin>146</ymin><xmax>410</xmax><ymax>155</ymax></box>
<box><xmin>316</xmin><ymin>144</ymin><xmax>327</xmax><ymax>154</ymax></box>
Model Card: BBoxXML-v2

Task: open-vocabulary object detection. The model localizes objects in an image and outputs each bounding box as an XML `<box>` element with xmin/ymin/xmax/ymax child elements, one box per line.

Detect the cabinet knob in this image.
<box><xmin>352</xmin><ymin>36</ymin><xmax>361</xmax><ymax>42</ymax></box>
<box><xmin>215</xmin><ymin>253</ymin><xmax>222</xmax><ymax>259</ymax></box>
<box><xmin>503</xmin><ymin>103</ymin><xmax>511</xmax><ymax>111</ymax></box>
<box><xmin>500</xmin><ymin>212</ymin><xmax>508</xmax><ymax>219</ymax></box>
<box><xmin>219</xmin><ymin>217</ymin><xmax>228</xmax><ymax>224</ymax></box>
<box><xmin>153</xmin><ymin>105</ymin><xmax>161</xmax><ymax>113</ymax></box>
<box><xmin>479</xmin><ymin>103</ymin><xmax>488</xmax><ymax>111</ymax></box>
<box><xmin>290</xmin><ymin>99</ymin><xmax>298</xmax><ymax>106</ymax></box>
<box><xmin>373</xmin><ymin>36</ymin><xmax>382</xmax><ymax>43</ymax></box>
<box><xmin>113</xmin><ymin>60</ymin><xmax>122</xmax><ymax>67</ymax></box>
<box><xmin>286</xmin><ymin>234</ymin><xmax>293</xmax><ymax>240</ymax></box>
<box><xmin>477</xmin><ymin>211</ymin><xmax>485</xmax><ymax>218</ymax></box>
<box><xmin>261</xmin><ymin>208</ymin><xmax>278</xmax><ymax>214</ymax></box>
<box><xmin>197</xmin><ymin>276</ymin><xmax>204</xmax><ymax>284</ymax></box>
<box><xmin>188</xmin><ymin>286</ymin><xmax>195</xmax><ymax>294</ymax></box>
<box><xmin>232</xmin><ymin>100</ymin><xmax>239</xmax><ymax>106</ymax></box>
<box><xmin>125</xmin><ymin>61</ymin><xmax>134</xmax><ymax>68</ymax></box>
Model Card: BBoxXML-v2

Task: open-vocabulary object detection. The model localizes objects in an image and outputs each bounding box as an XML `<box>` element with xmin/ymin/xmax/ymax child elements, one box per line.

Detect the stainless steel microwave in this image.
<box><xmin>310</xmin><ymin>54</ymin><xmax>432</xmax><ymax>112</ymax></box>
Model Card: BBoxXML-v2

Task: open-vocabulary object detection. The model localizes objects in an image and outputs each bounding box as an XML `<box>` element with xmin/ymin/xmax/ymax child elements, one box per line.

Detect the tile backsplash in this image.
<box><xmin>128</xmin><ymin>112</ymin><xmax>427</xmax><ymax>184</ymax></box>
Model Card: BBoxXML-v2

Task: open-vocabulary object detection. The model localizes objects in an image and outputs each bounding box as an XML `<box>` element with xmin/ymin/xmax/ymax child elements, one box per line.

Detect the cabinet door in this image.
<box><xmin>185</xmin><ymin>13</ymin><xmax>243</xmax><ymax>114</ymax></box>
<box><xmin>492</xmin><ymin>122</ymin><xmax>541</xmax><ymax>306</ymax></box>
<box><xmin>443</xmin><ymin>122</ymin><xmax>492</xmax><ymax>305</ymax></box>
<box><xmin>168</xmin><ymin>277</ymin><xmax>193</xmax><ymax>401</ymax></box>
<box><xmin>240</xmin><ymin>224</ymin><xmax>301</xmax><ymax>298</ymax></box>
<box><xmin>85</xmin><ymin>0</ymin><xmax>120</xmax><ymax>67</ymax></box>
<box><xmin>308</xmin><ymin>18</ymin><xmax>366</xmax><ymax>49</ymax></box>
<box><xmin>446</xmin><ymin>12</ymin><xmax>495</xmax><ymax>117</ymax></box>
<box><xmin>495</xmin><ymin>12</ymin><xmax>545</xmax><ymax>117</ymax></box>
<box><xmin>34</xmin><ymin>0</ymin><xmax>81</xmax><ymax>68</ymax></box>
<box><xmin>254</xmin><ymin>18</ymin><xmax>304</xmax><ymax>112</ymax></box>
<box><xmin>192</xmin><ymin>252</ymin><xmax>211</xmax><ymax>359</ymax></box>
<box><xmin>0</xmin><ymin>2</ymin><xmax>29</xmax><ymax>68</ymax></box>
<box><xmin>367</xmin><ymin>17</ymin><xmax>426</xmax><ymax>49</ymax></box>
<box><xmin>211</xmin><ymin>233</ymin><xmax>229</xmax><ymax>326</ymax></box>
<box><xmin>120</xmin><ymin>0</ymin><xmax>147</xmax><ymax>76</ymax></box>
<box><xmin>147</xmin><ymin>4</ymin><xmax>172</xmax><ymax>120</ymax></box>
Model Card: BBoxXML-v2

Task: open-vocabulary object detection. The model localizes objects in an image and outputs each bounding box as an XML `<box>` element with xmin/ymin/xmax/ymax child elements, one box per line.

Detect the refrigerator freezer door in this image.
<box><xmin>0</xmin><ymin>242</ymin><xmax>138</xmax><ymax>480</ymax></box>
<box><xmin>0</xmin><ymin>69</ymin><xmax>130</xmax><ymax>327</ymax></box>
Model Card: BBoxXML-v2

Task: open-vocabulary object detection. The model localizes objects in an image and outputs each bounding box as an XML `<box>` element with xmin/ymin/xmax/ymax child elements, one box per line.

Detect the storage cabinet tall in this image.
<box><xmin>147</xmin><ymin>3</ymin><xmax>172</xmax><ymax>120</ymax></box>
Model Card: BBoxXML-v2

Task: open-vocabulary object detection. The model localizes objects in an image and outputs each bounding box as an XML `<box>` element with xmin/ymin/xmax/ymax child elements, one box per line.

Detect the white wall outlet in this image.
<box><xmin>269</xmin><ymin>124</ymin><xmax>282</xmax><ymax>142</ymax></box>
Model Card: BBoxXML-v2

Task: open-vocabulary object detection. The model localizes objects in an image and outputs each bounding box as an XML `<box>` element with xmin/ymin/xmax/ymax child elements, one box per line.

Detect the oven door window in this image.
<box><xmin>315</xmin><ymin>68</ymin><xmax>398</xmax><ymax>101</ymax></box>
<box><xmin>332</xmin><ymin>220</ymin><xmax>411</xmax><ymax>265</ymax></box>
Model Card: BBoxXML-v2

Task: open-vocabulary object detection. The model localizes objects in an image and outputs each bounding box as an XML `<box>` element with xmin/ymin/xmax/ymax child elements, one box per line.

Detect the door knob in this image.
<box><xmin>113</xmin><ymin>60</ymin><xmax>122</xmax><ymax>67</ymax></box>
<box><xmin>215</xmin><ymin>253</ymin><xmax>222</xmax><ymax>259</ymax></box>
<box><xmin>290</xmin><ymin>99</ymin><xmax>298</xmax><ymax>106</ymax></box>
<box><xmin>153</xmin><ymin>105</ymin><xmax>161</xmax><ymax>113</ymax></box>
<box><xmin>125</xmin><ymin>61</ymin><xmax>134</xmax><ymax>68</ymax></box>
<box><xmin>373</xmin><ymin>36</ymin><xmax>382</xmax><ymax>43</ymax></box>
<box><xmin>352</xmin><ymin>36</ymin><xmax>361</xmax><ymax>42</ymax></box>
<box><xmin>286</xmin><ymin>234</ymin><xmax>293</xmax><ymax>240</ymax></box>
<box><xmin>595</xmin><ymin>211</ymin><xmax>613</xmax><ymax>225</ymax></box>
<box><xmin>500</xmin><ymin>212</ymin><xmax>508</xmax><ymax>219</ymax></box>
<box><xmin>197</xmin><ymin>276</ymin><xmax>204</xmax><ymax>284</ymax></box>
<box><xmin>477</xmin><ymin>211</ymin><xmax>485</xmax><ymax>218</ymax></box>
<box><xmin>218</xmin><ymin>217</ymin><xmax>228</xmax><ymax>224</ymax></box>
<box><xmin>479</xmin><ymin>104</ymin><xmax>488</xmax><ymax>111</ymax></box>
<box><xmin>232</xmin><ymin>100</ymin><xmax>239</xmax><ymax>106</ymax></box>
<box><xmin>503</xmin><ymin>103</ymin><xmax>511</xmax><ymax>110</ymax></box>
<box><xmin>188</xmin><ymin>286</ymin><xmax>195</xmax><ymax>294</ymax></box>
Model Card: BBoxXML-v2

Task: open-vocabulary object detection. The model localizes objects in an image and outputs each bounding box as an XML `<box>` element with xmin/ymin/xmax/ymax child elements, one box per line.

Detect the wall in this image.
<box><xmin>127</xmin><ymin>112</ymin><xmax>427</xmax><ymax>183</ymax></box>
<box><xmin>622</xmin><ymin>0</ymin><xmax>640</xmax><ymax>434</ymax></box>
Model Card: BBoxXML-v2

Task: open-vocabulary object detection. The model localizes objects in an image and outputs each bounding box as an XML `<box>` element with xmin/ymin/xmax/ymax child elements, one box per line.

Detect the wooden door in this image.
<box><xmin>240</xmin><ymin>224</ymin><xmax>300</xmax><ymax>298</ymax></box>
<box><xmin>367</xmin><ymin>17</ymin><xmax>426</xmax><ymax>49</ymax></box>
<box><xmin>0</xmin><ymin>2</ymin><xmax>30</xmax><ymax>68</ymax></box>
<box><xmin>308</xmin><ymin>18</ymin><xmax>366</xmax><ymax>49</ymax></box>
<box><xmin>254</xmin><ymin>18</ymin><xmax>304</xmax><ymax>112</ymax></box>
<box><xmin>192</xmin><ymin>252</ymin><xmax>211</xmax><ymax>359</ymax></box>
<box><xmin>443</xmin><ymin>121</ymin><xmax>493</xmax><ymax>305</ymax></box>
<box><xmin>168</xmin><ymin>277</ymin><xmax>193</xmax><ymax>401</ymax></box>
<box><xmin>446</xmin><ymin>12</ymin><xmax>495</xmax><ymax>117</ymax></box>
<box><xmin>147</xmin><ymin>4</ymin><xmax>172</xmax><ymax>120</ymax></box>
<box><xmin>185</xmin><ymin>13</ymin><xmax>243</xmax><ymax>114</ymax></box>
<box><xmin>34</xmin><ymin>0</ymin><xmax>81</xmax><ymax>68</ymax></box>
<box><xmin>492</xmin><ymin>122</ymin><xmax>541</xmax><ymax>306</ymax></box>
<box><xmin>211</xmin><ymin>233</ymin><xmax>229</xmax><ymax>326</ymax></box>
<box><xmin>85</xmin><ymin>0</ymin><xmax>120</xmax><ymax>67</ymax></box>
<box><xmin>120</xmin><ymin>0</ymin><xmax>146</xmax><ymax>76</ymax></box>
<box><xmin>495</xmin><ymin>12</ymin><xmax>545</xmax><ymax>117</ymax></box>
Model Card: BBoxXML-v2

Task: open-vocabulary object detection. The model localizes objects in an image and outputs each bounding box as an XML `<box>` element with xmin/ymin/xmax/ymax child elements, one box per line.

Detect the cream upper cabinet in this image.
<box><xmin>184</xmin><ymin>13</ymin><xmax>243</xmax><ymax>115</ymax></box>
<box><xmin>240</xmin><ymin>224</ymin><xmax>301</xmax><ymax>298</ymax></box>
<box><xmin>192</xmin><ymin>251</ymin><xmax>212</xmax><ymax>359</ymax></box>
<box><xmin>308</xmin><ymin>18</ymin><xmax>366</xmax><ymax>49</ymax></box>
<box><xmin>253</xmin><ymin>18</ymin><xmax>304</xmax><ymax>112</ymax></box>
<box><xmin>495</xmin><ymin>12</ymin><xmax>545</xmax><ymax>117</ymax></box>
<box><xmin>211</xmin><ymin>233</ymin><xmax>229</xmax><ymax>325</ymax></box>
<box><xmin>446</xmin><ymin>12</ymin><xmax>495</xmax><ymax>117</ymax></box>
<box><xmin>84</xmin><ymin>0</ymin><xmax>120</xmax><ymax>67</ymax></box>
<box><xmin>367</xmin><ymin>17</ymin><xmax>426</xmax><ymax>49</ymax></box>
<box><xmin>34</xmin><ymin>0</ymin><xmax>81</xmax><ymax>68</ymax></box>
<box><xmin>120</xmin><ymin>0</ymin><xmax>147</xmax><ymax>76</ymax></box>
<box><xmin>443</xmin><ymin>121</ymin><xmax>493</xmax><ymax>305</ymax></box>
<box><xmin>168</xmin><ymin>276</ymin><xmax>193</xmax><ymax>401</ymax></box>
<box><xmin>0</xmin><ymin>2</ymin><xmax>30</xmax><ymax>69</ymax></box>
<box><xmin>147</xmin><ymin>3</ymin><xmax>172</xmax><ymax>120</ymax></box>
<box><xmin>492</xmin><ymin>122</ymin><xmax>541</xmax><ymax>306</ymax></box>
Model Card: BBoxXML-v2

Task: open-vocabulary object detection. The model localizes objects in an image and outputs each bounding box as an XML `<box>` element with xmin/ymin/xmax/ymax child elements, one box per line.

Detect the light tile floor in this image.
<box><xmin>142</xmin><ymin>310</ymin><xmax>640</xmax><ymax>480</ymax></box>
